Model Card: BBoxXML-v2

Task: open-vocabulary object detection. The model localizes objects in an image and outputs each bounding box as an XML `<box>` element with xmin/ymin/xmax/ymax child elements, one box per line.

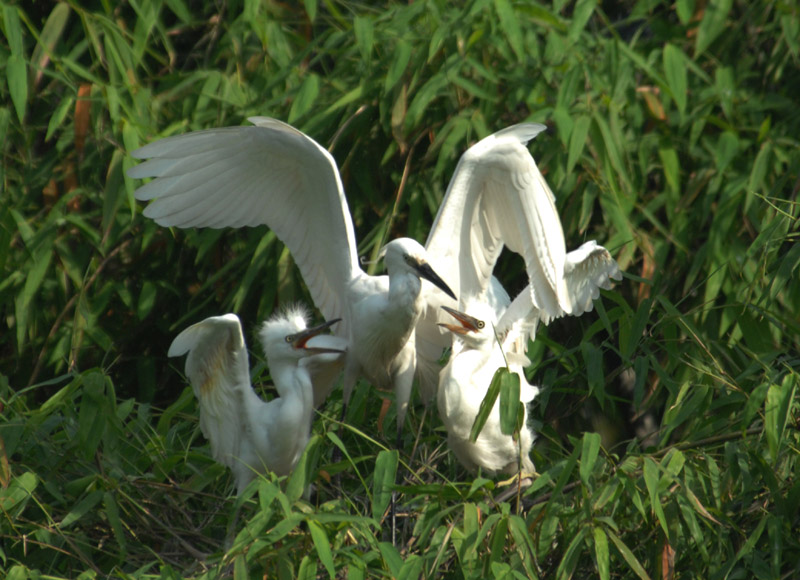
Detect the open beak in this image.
<box><xmin>437</xmin><ymin>306</ymin><xmax>483</xmax><ymax>335</ymax></box>
<box><xmin>289</xmin><ymin>318</ymin><xmax>346</xmax><ymax>354</ymax></box>
<box><xmin>414</xmin><ymin>260</ymin><xmax>457</xmax><ymax>300</ymax></box>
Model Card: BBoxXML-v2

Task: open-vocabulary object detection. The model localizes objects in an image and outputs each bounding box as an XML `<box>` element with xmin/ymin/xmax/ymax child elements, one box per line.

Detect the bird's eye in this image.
<box><xmin>285</xmin><ymin>335</ymin><xmax>294</xmax><ymax>343</ymax></box>
<box><xmin>476</xmin><ymin>320</ymin><xmax>485</xmax><ymax>329</ymax></box>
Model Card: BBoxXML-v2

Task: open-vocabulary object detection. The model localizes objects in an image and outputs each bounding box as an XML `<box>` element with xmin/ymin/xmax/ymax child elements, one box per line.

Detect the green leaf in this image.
<box><xmin>379</xmin><ymin>541</ymin><xmax>403</xmax><ymax>577</ymax></box>
<box><xmin>567</xmin><ymin>115</ymin><xmax>591</xmax><ymax>174</ymax></box>
<box><xmin>579</xmin><ymin>432</ymin><xmax>601</xmax><ymax>486</ymax></box>
<box><xmin>372</xmin><ymin>449</ymin><xmax>398</xmax><ymax>522</ymax></box>
<box><xmin>765</xmin><ymin>374</ymin><xmax>797</xmax><ymax>463</ymax></box>
<box><xmin>663</xmin><ymin>44</ymin><xmax>687</xmax><ymax>116</ymax></box>
<box><xmin>385</xmin><ymin>40</ymin><xmax>412</xmax><ymax>93</ymax></box>
<box><xmin>580</xmin><ymin>341</ymin><xmax>604</xmax><ymax>405</ymax></box>
<box><xmin>606</xmin><ymin>528</ymin><xmax>652</xmax><ymax>580</ymax></box>
<box><xmin>470</xmin><ymin>368</ymin><xmax>503</xmax><ymax>442</ymax></box>
<box><xmin>494</xmin><ymin>0</ymin><xmax>524</xmax><ymax>59</ymax></box>
<box><xmin>593</xmin><ymin>526</ymin><xmax>610</xmax><ymax>580</ymax></box>
<box><xmin>498</xmin><ymin>369</ymin><xmax>520</xmax><ymax>436</ymax></box>
<box><xmin>354</xmin><ymin>15</ymin><xmax>374</xmax><ymax>62</ymax></box>
<box><xmin>304</xmin><ymin>0</ymin><xmax>318</xmax><ymax>22</ymax></box>
<box><xmin>289</xmin><ymin>74</ymin><xmax>320</xmax><ymax>124</ymax></box>
<box><xmin>61</xmin><ymin>490</ymin><xmax>104</xmax><ymax>528</ymax></box>
<box><xmin>307</xmin><ymin>520</ymin><xmax>336</xmax><ymax>579</ymax></box>
<box><xmin>643</xmin><ymin>458</ymin><xmax>669</xmax><ymax>538</ymax></box>
<box><xmin>676</xmin><ymin>0</ymin><xmax>695</xmax><ymax>24</ymax></box>
<box><xmin>695</xmin><ymin>0</ymin><xmax>734</xmax><ymax>56</ymax></box>
<box><xmin>0</xmin><ymin>472</ymin><xmax>38</xmax><ymax>514</ymax></box>
<box><xmin>568</xmin><ymin>0</ymin><xmax>597</xmax><ymax>42</ymax></box>
<box><xmin>7</xmin><ymin>53</ymin><xmax>27</xmax><ymax>123</ymax></box>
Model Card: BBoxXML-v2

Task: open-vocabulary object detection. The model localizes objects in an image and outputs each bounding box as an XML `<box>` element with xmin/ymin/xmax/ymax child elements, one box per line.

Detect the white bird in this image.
<box><xmin>416</xmin><ymin>123</ymin><xmax>622</xmax><ymax>400</ymax></box>
<box><xmin>436</xmin><ymin>243</ymin><xmax>621</xmax><ymax>475</ymax></box>
<box><xmin>437</xmin><ymin>300</ymin><xmax>539</xmax><ymax>476</ymax></box>
<box><xmin>167</xmin><ymin>308</ymin><xmax>346</xmax><ymax>494</ymax></box>
<box><xmin>128</xmin><ymin>118</ymin><xmax>615</xmax><ymax>442</ymax></box>
<box><xmin>128</xmin><ymin>118</ymin><xmax>456</xmax><ymax>443</ymax></box>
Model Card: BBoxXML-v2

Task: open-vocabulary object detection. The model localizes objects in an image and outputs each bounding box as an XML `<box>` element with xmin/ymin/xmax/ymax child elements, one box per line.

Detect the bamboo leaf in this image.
<box><xmin>663</xmin><ymin>44</ymin><xmax>687</xmax><ymax>116</ymax></box>
<box><xmin>372</xmin><ymin>449</ymin><xmax>398</xmax><ymax>522</ymax></box>
<box><xmin>307</xmin><ymin>520</ymin><xmax>336</xmax><ymax>579</ymax></box>
<box><xmin>593</xmin><ymin>526</ymin><xmax>610</xmax><ymax>580</ymax></box>
<box><xmin>579</xmin><ymin>431</ymin><xmax>601</xmax><ymax>486</ymax></box>
<box><xmin>470</xmin><ymin>368</ymin><xmax>503</xmax><ymax>442</ymax></box>
<box><xmin>498</xmin><ymin>369</ymin><xmax>520</xmax><ymax>436</ymax></box>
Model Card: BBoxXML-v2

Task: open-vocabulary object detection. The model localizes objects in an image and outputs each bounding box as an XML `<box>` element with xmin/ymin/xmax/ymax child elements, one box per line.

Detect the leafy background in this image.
<box><xmin>1</xmin><ymin>0</ymin><xmax>799</xmax><ymax>578</ymax></box>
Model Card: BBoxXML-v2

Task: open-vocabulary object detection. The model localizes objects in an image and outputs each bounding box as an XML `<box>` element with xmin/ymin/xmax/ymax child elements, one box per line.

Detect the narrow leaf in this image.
<box><xmin>470</xmin><ymin>368</ymin><xmax>503</xmax><ymax>442</ymax></box>
<box><xmin>663</xmin><ymin>44</ymin><xmax>687</xmax><ymax>116</ymax></box>
<box><xmin>307</xmin><ymin>520</ymin><xmax>336</xmax><ymax>579</ymax></box>
<box><xmin>372</xmin><ymin>449</ymin><xmax>398</xmax><ymax>522</ymax></box>
<box><xmin>593</xmin><ymin>526</ymin><xmax>610</xmax><ymax>580</ymax></box>
<box><xmin>607</xmin><ymin>528</ymin><xmax>652</xmax><ymax>580</ymax></box>
<box><xmin>494</xmin><ymin>0</ymin><xmax>524</xmax><ymax>59</ymax></box>
<box><xmin>579</xmin><ymin>432</ymin><xmax>602</xmax><ymax>486</ymax></box>
<box><xmin>498</xmin><ymin>369</ymin><xmax>521</xmax><ymax>436</ymax></box>
<box><xmin>695</xmin><ymin>0</ymin><xmax>734</xmax><ymax>56</ymax></box>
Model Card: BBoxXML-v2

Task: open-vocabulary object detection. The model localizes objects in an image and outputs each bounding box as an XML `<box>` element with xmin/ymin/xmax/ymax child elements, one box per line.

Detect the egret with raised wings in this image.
<box><xmin>437</xmin><ymin>243</ymin><xmax>621</xmax><ymax>475</ymax></box>
<box><xmin>168</xmin><ymin>308</ymin><xmax>346</xmax><ymax>494</ymax></box>
<box><xmin>415</xmin><ymin>123</ymin><xmax>621</xmax><ymax>400</ymax></box>
<box><xmin>128</xmin><ymin>118</ymin><xmax>455</xmax><ymax>443</ymax></box>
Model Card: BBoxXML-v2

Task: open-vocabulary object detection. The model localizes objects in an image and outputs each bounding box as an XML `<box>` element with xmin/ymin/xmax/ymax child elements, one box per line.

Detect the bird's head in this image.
<box><xmin>380</xmin><ymin>238</ymin><xmax>457</xmax><ymax>300</ymax></box>
<box><xmin>438</xmin><ymin>301</ymin><xmax>497</xmax><ymax>348</ymax></box>
<box><xmin>260</xmin><ymin>305</ymin><xmax>345</xmax><ymax>362</ymax></box>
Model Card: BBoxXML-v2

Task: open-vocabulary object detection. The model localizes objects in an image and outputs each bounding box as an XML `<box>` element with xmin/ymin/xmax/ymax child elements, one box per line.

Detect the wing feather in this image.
<box><xmin>129</xmin><ymin>118</ymin><xmax>363</xmax><ymax>336</ymax></box>
<box><xmin>168</xmin><ymin>314</ymin><xmax>251</xmax><ymax>468</ymax></box>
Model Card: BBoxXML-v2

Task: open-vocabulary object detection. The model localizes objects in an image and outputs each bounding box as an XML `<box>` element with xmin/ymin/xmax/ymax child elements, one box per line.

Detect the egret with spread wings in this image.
<box><xmin>128</xmin><ymin>118</ymin><xmax>456</xmax><ymax>443</ymax></box>
<box><xmin>415</xmin><ymin>124</ymin><xmax>622</xmax><ymax>400</ymax></box>
<box><xmin>168</xmin><ymin>308</ymin><xmax>346</xmax><ymax>494</ymax></box>
<box><xmin>437</xmin><ymin>244</ymin><xmax>620</xmax><ymax>475</ymax></box>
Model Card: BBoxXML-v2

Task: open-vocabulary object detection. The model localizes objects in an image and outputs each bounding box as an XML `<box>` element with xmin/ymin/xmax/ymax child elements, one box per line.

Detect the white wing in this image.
<box><xmin>168</xmin><ymin>314</ymin><xmax>251</xmax><ymax>469</ymax></box>
<box><xmin>560</xmin><ymin>241</ymin><xmax>622</xmax><ymax>316</ymax></box>
<box><xmin>417</xmin><ymin>124</ymin><xmax>561</xmax><ymax>398</ymax></box>
<box><xmin>496</xmin><ymin>241</ymin><xmax>622</xmax><ymax>337</ymax></box>
<box><xmin>425</xmin><ymin>123</ymin><xmax>565</xmax><ymax>316</ymax></box>
<box><xmin>129</xmin><ymin>117</ymin><xmax>364</xmax><ymax>337</ymax></box>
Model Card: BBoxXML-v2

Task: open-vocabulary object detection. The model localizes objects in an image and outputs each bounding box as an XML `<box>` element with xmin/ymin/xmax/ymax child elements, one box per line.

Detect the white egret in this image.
<box><xmin>168</xmin><ymin>307</ymin><xmax>346</xmax><ymax>494</ymax></box>
<box><xmin>436</xmin><ymin>243</ymin><xmax>621</xmax><ymax>475</ymax></box>
<box><xmin>437</xmin><ymin>300</ymin><xmax>538</xmax><ymax>475</ymax></box>
<box><xmin>129</xmin><ymin>117</ymin><xmax>614</xmax><ymax>444</ymax></box>
<box><xmin>128</xmin><ymin>118</ymin><xmax>456</xmax><ymax>443</ymax></box>
<box><xmin>416</xmin><ymin>124</ymin><xmax>621</xmax><ymax>401</ymax></box>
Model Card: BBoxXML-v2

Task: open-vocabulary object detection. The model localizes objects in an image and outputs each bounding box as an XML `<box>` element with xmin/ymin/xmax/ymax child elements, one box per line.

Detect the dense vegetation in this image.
<box><xmin>2</xmin><ymin>0</ymin><xmax>798</xmax><ymax>578</ymax></box>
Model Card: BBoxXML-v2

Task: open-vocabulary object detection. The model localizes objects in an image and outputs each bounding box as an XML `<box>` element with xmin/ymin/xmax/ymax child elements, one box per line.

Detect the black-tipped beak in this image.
<box><xmin>437</xmin><ymin>306</ymin><xmax>484</xmax><ymax>335</ymax></box>
<box><xmin>415</xmin><ymin>261</ymin><xmax>457</xmax><ymax>300</ymax></box>
<box><xmin>288</xmin><ymin>318</ymin><xmax>345</xmax><ymax>353</ymax></box>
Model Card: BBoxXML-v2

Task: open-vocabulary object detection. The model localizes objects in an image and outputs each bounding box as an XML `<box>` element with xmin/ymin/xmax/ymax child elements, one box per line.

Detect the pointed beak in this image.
<box><xmin>437</xmin><ymin>306</ymin><xmax>483</xmax><ymax>335</ymax></box>
<box><xmin>414</xmin><ymin>260</ymin><xmax>457</xmax><ymax>300</ymax></box>
<box><xmin>289</xmin><ymin>318</ymin><xmax>346</xmax><ymax>354</ymax></box>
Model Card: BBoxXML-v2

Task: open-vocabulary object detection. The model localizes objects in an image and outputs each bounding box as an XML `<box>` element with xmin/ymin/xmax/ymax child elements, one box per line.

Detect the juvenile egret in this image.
<box><xmin>168</xmin><ymin>308</ymin><xmax>346</xmax><ymax>494</ymax></box>
<box><xmin>128</xmin><ymin>118</ymin><xmax>455</xmax><ymax>441</ymax></box>
<box><xmin>437</xmin><ymin>300</ymin><xmax>538</xmax><ymax>475</ymax></box>
<box><xmin>436</xmin><ymin>243</ymin><xmax>621</xmax><ymax>475</ymax></box>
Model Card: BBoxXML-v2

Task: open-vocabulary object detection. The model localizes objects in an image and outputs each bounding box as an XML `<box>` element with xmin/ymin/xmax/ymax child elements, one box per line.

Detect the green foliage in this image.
<box><xmin>1</xmin><ymin>0</ymin><xmax>799</xmax><ymax>578</ymax></box>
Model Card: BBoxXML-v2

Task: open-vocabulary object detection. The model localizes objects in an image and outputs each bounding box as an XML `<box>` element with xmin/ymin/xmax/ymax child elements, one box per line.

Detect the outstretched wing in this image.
<box><xmin>129</xmin><ymin>117</ymin><xmax>363</xmax><ymax>337</ymax></box>
<box><xmin>496</xmin><ymin>241</ymin><xmax>622</xmax><ymax>341</ymax></box>
<box><xmin>425</xmin><ymin>123</ymin><xmax>565</xmax><ymax>315</ymax></box>
<box><xmin>416</xmin><ymin>124</ymin><xmax>561</xmax><ymax>398</ymax></box>
<box><xmin>168</xmin><ymin>314</ymin><xmax>251</xmax><ymax>468</ymax></box>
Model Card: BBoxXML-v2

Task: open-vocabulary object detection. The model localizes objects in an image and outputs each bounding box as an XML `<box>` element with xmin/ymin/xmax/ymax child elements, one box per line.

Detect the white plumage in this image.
<box><xmin>436</xmin><ymin>242</ymin><xmax>621</xmax><ymax>475</ymax></box>
<box><xmin>168</xmin><ymin>307</ymin><xmax>346</xmax><ymax>493</ymax></box>
<box><xmin>129</xmin><ymin>119</ymin><xmax>455</xmax><ymax>440</ymax></box>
